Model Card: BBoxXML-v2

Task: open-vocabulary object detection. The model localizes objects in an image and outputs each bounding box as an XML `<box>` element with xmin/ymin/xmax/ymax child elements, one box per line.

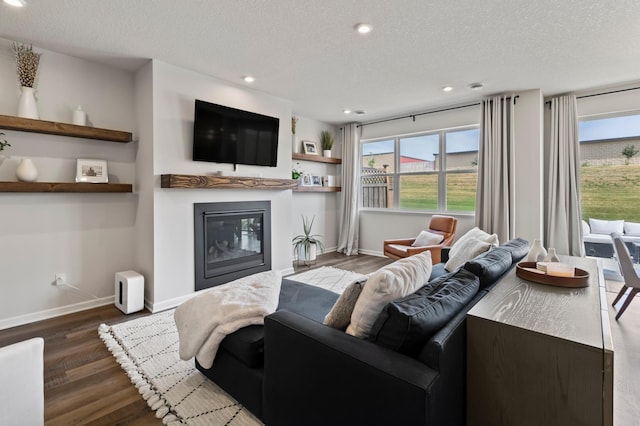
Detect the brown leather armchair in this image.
<box><xmin>383</xmin><ymin>215</ymin><xmax>458</xmax><ymax>264</ymax></box>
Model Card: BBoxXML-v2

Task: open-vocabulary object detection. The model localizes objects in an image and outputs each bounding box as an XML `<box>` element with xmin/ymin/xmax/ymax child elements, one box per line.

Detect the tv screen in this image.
<box><xmin>193</xmin><ymin>99</ymin><xmax>279</xmax><ymax>167</ymax></box>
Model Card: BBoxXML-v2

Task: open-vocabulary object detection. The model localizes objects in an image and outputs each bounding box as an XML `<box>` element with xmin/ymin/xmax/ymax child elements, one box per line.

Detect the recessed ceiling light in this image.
<box><xmin>354</xmin><ymin>23</ymin><xmax>372</xmax><ymax>34</ymax></box>
<box><xmin>243</xmin><ymin>76</ymin><xmax>255</xmax><ymax>83</ymax></box>
<box><xmin>343</xmin><ymin>109</ymin><xmax>352</xmax><ymax>114</ymax></box>
<box><xmin>442</xmin><ymin>86</ymin><xmax>453</xmax><ymax>92</ymax></box>
<box><xmin>3</xmin><ymin>0</ymin><xmax>26</xmax><ymax>6</ymax></box>
<box><xmin>469</xmin><ymin>82</ymin><xmax>484</xmax><ymax>90</ymax></box>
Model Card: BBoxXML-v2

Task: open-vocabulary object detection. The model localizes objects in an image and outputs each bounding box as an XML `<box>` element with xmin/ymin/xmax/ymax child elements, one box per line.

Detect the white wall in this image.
<box><xmin>513</xmin><ymin>90</ymin><xmax>544</xmax><ymax>243</ymax></box>
<box><xmin>0</xmin><ymin>39</ymin><xmax>138</xmax><ymax>328</ymax></box>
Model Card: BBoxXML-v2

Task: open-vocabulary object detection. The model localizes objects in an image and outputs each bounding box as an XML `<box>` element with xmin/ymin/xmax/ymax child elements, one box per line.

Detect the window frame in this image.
<box><xmin>360</xmin><ymin>125</ymin><xmax>479</xmax><ymax>213</ymax></box>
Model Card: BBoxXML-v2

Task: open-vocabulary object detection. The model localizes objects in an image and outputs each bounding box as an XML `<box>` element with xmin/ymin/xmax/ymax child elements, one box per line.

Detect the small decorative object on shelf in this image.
<box><xmin>302</xmin><ymin>140</ymin><xmax>318</xmax><ymax>155</ymax></box>
<box><xmin>15</xmin><ymin>158</ymin><xmax>38</xmax><ymax>182</ymax></box>
<box><xmin>0</xmin><ymin>132</ymin><xmax>10</xmax><ymax>152</ymax></box>
<box><xmin>526</xmin><ymin>238</ymin><xmax>547</xmax><ymax>262</ymax></box>
<box><xmin>76</xmin><ymin>158</ymin><xmax>108</xmax><ymax>183</ymax></box>
<box><xmin>292</xmin><ymin>162</ymin><xmax>303</xmax><ymax>180</ymax></box>
<box><xmin>73</xmin><ymin>105</ymin><xmax>87</xmax><ymax>126</ymax></box>
<box><xmin>543</xmin><ymin>248</ymin><xmax>560</xmax><ymax>262</ymax></box>
<box><xmin>291</xmin><ymin>116</ymin><xmax>299</xmax><ymax>153</ymax></box>
<box><xmin>320</xmin><ymin>130</ymin><xmax>334</xmax><ymax>158</ymax></box>
<box><xmin>12</xmin><ymin>42</ymin><xmax>41</xmax><ymax>120</ymax></box>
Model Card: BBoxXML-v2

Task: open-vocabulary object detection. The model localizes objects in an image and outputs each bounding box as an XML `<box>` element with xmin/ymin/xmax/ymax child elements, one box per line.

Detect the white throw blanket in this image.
<box><xmin>174</xmin><ymin>270</ymin><xmax>282</xmax><ymax>369</ymax></box>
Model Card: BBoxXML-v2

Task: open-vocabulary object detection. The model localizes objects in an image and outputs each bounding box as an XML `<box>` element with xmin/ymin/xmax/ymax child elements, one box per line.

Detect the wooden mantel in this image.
<box><xmin>160</xmin><ymin>174</ymin><xmax>298</xmax><ymax>190</ymax></box>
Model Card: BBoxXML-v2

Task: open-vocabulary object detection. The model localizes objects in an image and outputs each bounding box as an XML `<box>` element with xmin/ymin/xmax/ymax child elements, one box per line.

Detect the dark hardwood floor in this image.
<box><xmin>0</xmin><ymin>252</ymin><xmax>391</xmax><ymax>425</ymax></box>
<box><xmin>3</xmin><ymin>252</ymin><xmax>635</xmax><ymax>425</ymax></box>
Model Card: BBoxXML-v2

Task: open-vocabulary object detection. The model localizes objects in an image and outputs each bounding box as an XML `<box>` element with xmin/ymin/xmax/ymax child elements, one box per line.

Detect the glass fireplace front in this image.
<box><xmin>194</xmin><ymin>201</ymin><xmax>271</xmax><ymax>290</ymax></box>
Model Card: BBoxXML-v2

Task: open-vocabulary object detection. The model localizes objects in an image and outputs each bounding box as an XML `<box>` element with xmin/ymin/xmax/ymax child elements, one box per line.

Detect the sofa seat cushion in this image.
<box><xmin>583</xmin><ymin>233</ymin><xmax>613</xmax><ymax>244</ymax></box>
<box><xmin>370</xmin><ymin>268</ymin><xmax>480</xmax><ymax>357</ymax></box>
<box><xmin>463</xmin><ymin>247</ymin><xmax>513</xmax><ymax>289</ymax></box>
<box><xmin>220</xmin><ymin>278</ymin><xmax>339</xmax><ymax>368</ymax></box>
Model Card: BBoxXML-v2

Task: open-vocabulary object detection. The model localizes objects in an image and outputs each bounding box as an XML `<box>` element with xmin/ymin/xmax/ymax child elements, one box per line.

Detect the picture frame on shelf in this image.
<box><xmin>302</xmin><ymin>140</ymin><xmax>319</xmax><ymax>155</ymax></box>
<box><xmin>76</xmin><ymin>158</ymin><xmax>108</xmax><ymax>183</ymax></box>
<box><xmin>311</xmin><ymin>175</ymin><xmax>322</xmax><ymax>186</ymax></box>
<box><xmin>300</xmin><ymin>174</ymin><xmax>313</xmax><ymax>186</ymax></box>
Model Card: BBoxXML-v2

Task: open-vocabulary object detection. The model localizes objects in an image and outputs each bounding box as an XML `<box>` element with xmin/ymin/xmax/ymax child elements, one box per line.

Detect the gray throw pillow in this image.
<box><xmin>323</xmin><ymin>278</ymin><xmax>366</xmax><ymax>330</ymax></box>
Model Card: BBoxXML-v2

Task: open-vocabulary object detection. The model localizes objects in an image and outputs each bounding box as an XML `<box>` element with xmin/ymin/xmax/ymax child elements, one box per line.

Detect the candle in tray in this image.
<box><xmin>546</xmin><ymin>263</ymin><xmax>575</xmax><ymax>277</ymax></box>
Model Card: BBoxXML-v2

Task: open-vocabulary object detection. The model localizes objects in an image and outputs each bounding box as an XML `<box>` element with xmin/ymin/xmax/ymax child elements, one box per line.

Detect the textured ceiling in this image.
<box><xmin>1</xmin><ymin>0</ymin><xmax>639</xmax><ymax>124</ymax></box>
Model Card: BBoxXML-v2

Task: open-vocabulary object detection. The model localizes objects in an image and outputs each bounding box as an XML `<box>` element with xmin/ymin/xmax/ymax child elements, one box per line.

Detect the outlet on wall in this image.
<box><xmin>54</xmin><ymin>273</ymin><xmax>67</xmax><ymax>286</ymax></box>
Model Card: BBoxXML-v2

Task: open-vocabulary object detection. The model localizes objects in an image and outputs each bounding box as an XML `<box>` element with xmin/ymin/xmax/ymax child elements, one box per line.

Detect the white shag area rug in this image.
<box><xmin>287</xmin><ymin>266</ymin><xmax>367</xmax><ymax>294</ymax></box>
<box><xmin>99</xmin><ymin>266</ymin><xmax>366</xmax><ymax>425</ymax></box>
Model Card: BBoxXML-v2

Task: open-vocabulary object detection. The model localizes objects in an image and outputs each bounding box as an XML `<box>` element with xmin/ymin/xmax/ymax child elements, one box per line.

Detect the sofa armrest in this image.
<box><xmin>263</xmin><ymin>311</ymin><xmax>440</xmax><ymax>426</ymax></box>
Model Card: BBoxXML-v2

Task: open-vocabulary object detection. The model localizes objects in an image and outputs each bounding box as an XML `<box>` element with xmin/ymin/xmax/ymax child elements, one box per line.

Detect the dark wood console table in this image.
<box><xmin>467</xmin><ymin>256</ymin><xmax>613</xmax><ymax>426</ymax></box>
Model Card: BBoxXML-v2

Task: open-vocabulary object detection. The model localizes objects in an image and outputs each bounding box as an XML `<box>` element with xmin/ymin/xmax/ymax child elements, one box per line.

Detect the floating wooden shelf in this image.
<box><xmin>293</xmin><ymin>186</ymin><xmax>341</xmax><ymax>193</ymax></box>
<box><xmin>0</xmin><ymin>181</ymin><xmax>133</xmax><ymax>193</ymax></box>
<box><xmin>0</xmin><ymin>114</ymin><xmax>132</xmax><ymax>143</ymax></box>
<box><xmin>292</xmin><ymin>152</ymin><xmax>342</xmax><ymax>164</ymax></box>
<box><xmin>161</xmin><ymin>174</ymin><xmax>298</xmax><ymax>190</ymax></box>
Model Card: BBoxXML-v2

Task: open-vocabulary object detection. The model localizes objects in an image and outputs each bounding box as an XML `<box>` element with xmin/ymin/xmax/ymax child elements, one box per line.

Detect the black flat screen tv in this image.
<box><xmin>192</xmin><ymin>99</ymin><xmax>279</xmax><ymax>167</ymax></box>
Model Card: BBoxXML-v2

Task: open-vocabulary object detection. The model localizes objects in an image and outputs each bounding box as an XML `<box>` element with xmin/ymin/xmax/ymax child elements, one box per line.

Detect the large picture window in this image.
<box><xmin>579</xmin><ymin>113</ymin><xmax>640</xmax><ymax>222</ymax></box>
<box><xmin>361</xmin><ymin>127</ymin><xmax>479</xmax><ymax>212</ymax></box>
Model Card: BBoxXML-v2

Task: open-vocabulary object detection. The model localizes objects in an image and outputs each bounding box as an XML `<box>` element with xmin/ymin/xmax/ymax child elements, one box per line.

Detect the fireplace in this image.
<box><xmin>194</xmin><ymin>201</ymin><xmax>271</xmax><ymax>291</ymax></box>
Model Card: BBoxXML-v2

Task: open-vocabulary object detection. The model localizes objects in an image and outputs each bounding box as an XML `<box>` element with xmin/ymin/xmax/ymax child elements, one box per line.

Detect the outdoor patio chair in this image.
<box><xmin>611</xmin><ymin>232</ymin><xmax>640</xmax><ymax>320</ymax></box>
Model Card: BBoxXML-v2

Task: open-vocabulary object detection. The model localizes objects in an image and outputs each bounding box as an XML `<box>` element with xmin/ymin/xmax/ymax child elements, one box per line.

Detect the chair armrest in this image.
<box><xmin>263</xmin><ymin>311</ymin><xmax>439</xmax><ymax>426</ymax></box>
<box><xmin>405</xmin><ymin>245</ymin><xmax>446</xmax><ymax>263</ymax></box>
<box><xmin>383</xmin><ymin>238</ymin><xmax>416</xmax><ymax>246</ymax></box>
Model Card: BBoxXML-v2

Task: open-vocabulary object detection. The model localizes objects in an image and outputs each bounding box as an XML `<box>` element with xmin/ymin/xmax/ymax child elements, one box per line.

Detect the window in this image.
<box><xmin>579</xmin><ymin>113</ymin><xmax>640</xmax><ymax>222</ymax></box>
<box><xmin>361</xmin><ymin>127</ymin><xmax>479</xmax><ymax>212</ymax></box>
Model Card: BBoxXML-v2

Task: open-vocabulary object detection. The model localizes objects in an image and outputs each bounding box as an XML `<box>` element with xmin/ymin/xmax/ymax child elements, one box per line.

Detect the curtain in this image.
<box><xmin>337</xmin><ymin>123</ymin><xmax>360</xmax><ymax>255</ymax></box>
<box><xmin>544</xmin><ymin>94</ymin><xmax>584</xmax><ymax>256</ymax></box>
<box><xmin>475</xmin><ymin>95</ymin><xmax>516</xmax><ymax>243</ymax></box>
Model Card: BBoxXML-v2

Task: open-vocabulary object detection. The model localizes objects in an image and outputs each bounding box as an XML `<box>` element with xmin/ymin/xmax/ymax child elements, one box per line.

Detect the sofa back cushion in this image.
<box><xmin>463</xmin><ymin>247</ymin><xmax>513</xmax><ymax>289</ymax></box>
<box><xmin>589</xmin><ymin>218</ymin><xmax>624</xmax><ymax>235</ymax></box>
<box><xmin>624</xmin><ymin>221</ymin><xmax>640</xmax><ymax>237</ymax></box>
<box><xmin>369</xmin><ymin>268</ymin><xmax>479</xmax><ymax>357</ymax></box>
<box><xmin>498</xmin><ymin>238</ymin><xmax>530</xmax><ymax>263</ymax></box>
<box><xmin>346</xmin><ymin>251</ymin><xmax>433</xmax><ymax>339</ymax></box>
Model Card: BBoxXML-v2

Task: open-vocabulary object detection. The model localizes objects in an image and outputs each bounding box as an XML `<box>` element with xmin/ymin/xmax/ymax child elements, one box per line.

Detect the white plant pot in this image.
<box><xmin>323</xmin><ymin>149</ymin><xmax>332</xmax><ymax>158</ymax></box>
<box><xmin>297</xmin><ymin>244</ymin><xmax>317</xmax><ymax>264</ymax></box>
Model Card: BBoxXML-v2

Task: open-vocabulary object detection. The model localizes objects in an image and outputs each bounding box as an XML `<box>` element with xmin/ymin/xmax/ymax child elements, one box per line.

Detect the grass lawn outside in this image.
<box><xmin>581</xmin><ymin>163</ymin><xmax>640</xmax><ymax>223</ymax></box>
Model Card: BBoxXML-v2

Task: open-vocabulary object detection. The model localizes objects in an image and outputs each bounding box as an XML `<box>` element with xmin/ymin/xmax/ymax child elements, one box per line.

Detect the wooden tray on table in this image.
<box><xmin>515</xmin><ymin>261</ymin><xmax>590</xmax><ymax>288</ymax></box>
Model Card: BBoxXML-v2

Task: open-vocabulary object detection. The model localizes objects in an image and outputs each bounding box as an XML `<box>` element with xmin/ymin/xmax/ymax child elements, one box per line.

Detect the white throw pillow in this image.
<box><xmin>589</xmin><ymin>218</ymin><xmax>624</xmax><ymax>235</ymax></box>
<box><xmin>445</xmin><ymin>237</ymin><xmax>493</xmax><ymax>272</ymax></box>
<box><xmin>624</xmin><ymin>221</ymin><xmax>640</xmax><ymax>237</ymax></box>
<box><xmin>411</xmin><ymin>230</ymin><xmax>444</xmax><ymax>247</ymax></box>
<box><xmin>581</xmin><ymin>220</ymin><xmax>590</xmax><ymax>236</ymax></box>
<box><xmin>346</xmin><ymin>251</ymin><xmax>433</xmax><ymax>339</ymax></box>
<box><xmin>449</xmin><ymin>227</ymin><xmax>498</xmax><ymax>260</ymax></box>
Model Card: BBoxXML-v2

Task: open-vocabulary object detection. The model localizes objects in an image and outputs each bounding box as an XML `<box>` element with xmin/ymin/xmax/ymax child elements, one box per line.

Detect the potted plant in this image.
<box><xmin>292</xmin><ymin>215</ymin><xmax>324</xmax><ymax>265</ymax></box>
<box><xmin>0</xmin><ymin>132</ymin><xmax>10</xmax><ymax>166</ymax></box>
<box><xmin>320</xmin><ymin>130</ymin><xmax>334</xmax><ymax>157</ymax></box>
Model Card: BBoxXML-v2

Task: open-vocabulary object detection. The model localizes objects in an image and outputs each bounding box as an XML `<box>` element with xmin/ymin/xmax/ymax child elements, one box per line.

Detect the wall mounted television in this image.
<box><xmin>192</xmin><ymin>99</ymin><xmax>280</xmax><ymax>168</ymax></box>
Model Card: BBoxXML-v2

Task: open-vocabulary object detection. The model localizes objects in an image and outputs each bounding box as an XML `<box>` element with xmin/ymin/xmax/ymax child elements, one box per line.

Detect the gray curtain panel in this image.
<box><xmin>475</xmin><ymin>95</ymin><xmax>516</xmax><ymax>243</ymax></box>
<box><xmin>544</xmin><ymin>94</ymin><xmax>584</xmax><ymax>256</ymax></box>
<box><xmin>337</xmin><ymin>123</ymin><xmax>360</xmax><ymax>255</ymax></box>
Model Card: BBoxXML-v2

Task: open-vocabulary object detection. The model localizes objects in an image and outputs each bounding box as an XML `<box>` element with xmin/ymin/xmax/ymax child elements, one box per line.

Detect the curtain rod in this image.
<box><xmin>545</xmin><ymin>85</ymin><xmax>640</xmax><ymax>105</ymax></box>
<box><xmin>356</xmin><ymin>95</ymin><xmax>519</xmax><ymax>128</ymax></box>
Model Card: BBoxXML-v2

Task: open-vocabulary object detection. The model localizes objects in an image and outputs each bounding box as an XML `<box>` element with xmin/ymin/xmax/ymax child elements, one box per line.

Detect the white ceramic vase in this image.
<box><xmin>73</xmin><ymin>105</ymin><xmax>87</xmax><ymax>126</ymax></box>
<box><xmin>526</xmin><ymin>239</ymin><xmax>547</xmax><ymax>262</ymax></box>
<box><xmin>323</xmin><ymin>149</ymin><xmax>332</xmax><ymax>158</ymax></box>
<box><xmin>16</xmin><ymin>158</ymin><xmax>38</xmax><ymax>182</ymax></box>
<box><xmin>292</xmin><ymin>135</ymin><xmax>299</xmax><ymax>153</ymax></box>
<box><xmin>543</xmin><ymin>248</ymin><xmax>560</xmax><ymax>262</ymax></box>
<box><xmin>17</xmin><ymin>86</ymin><xmax>39</xmax><ymax>120</ymax></box>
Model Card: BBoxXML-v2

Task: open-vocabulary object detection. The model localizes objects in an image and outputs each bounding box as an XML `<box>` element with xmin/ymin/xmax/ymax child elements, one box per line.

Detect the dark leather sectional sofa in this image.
<box><xmin>197</xmin><ymin>238</ymin><xmax>530</xmax><ymax>425</ymax></box>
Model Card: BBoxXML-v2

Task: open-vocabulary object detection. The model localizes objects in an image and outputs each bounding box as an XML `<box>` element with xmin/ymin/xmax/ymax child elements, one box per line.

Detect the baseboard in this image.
<box><xmin>357</xmin><ymin>248</ymin><xmax>386</xmax><ymax>257</ymax></box>
<box><xmin>0</xmin><ymin>296</ymin><xmax>114</xmax><ymax>330</ymax></box>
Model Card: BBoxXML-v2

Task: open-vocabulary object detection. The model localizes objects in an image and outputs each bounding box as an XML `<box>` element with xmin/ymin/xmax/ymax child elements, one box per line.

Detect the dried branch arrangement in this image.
<box><xmin>12</xmin><ymin>42</ymin><xmax>41</xmax><ymax>88</ymax></box>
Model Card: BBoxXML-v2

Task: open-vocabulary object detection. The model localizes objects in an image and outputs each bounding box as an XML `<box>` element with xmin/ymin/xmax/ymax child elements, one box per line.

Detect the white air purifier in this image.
<box><xmin>114</xmin><ymin>270</ymin><xmax>144</xmax><ymax>314</ymax></box>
